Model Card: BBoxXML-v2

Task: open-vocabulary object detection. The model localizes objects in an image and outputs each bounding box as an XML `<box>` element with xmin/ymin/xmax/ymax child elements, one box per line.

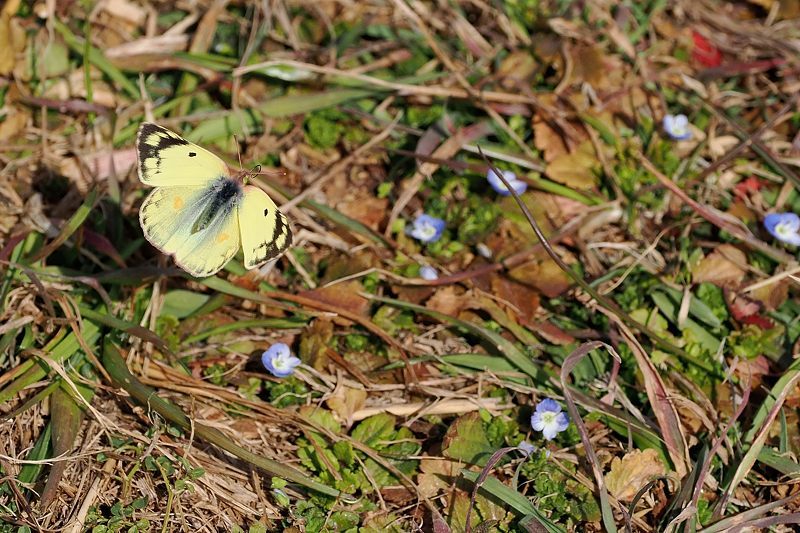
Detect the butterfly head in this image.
<box><xmin>232</xmin><ymin>165</ymin><xmax>262</xmax><ymax>185</ymax></box>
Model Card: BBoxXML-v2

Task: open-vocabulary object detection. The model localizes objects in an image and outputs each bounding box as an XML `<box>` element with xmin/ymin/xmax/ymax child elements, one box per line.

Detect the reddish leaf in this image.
<box><xmin>80</xmin><ymin>227</ymin><xmax>127</xmax><ymax>267</ymax></box>
<box><xmin>692</xmin><ymin>31</ymin><xmax>722</xmax><ymax>68</ymax></box>
<box><xmin>725</xmin><ymin>289</ymin><xmax>774</xmax><ymax>329</ymax></box>
<box><xmin>733</xmin><ymin>176</ymin><xmax>764</xmax><ymax>200</ymax></box>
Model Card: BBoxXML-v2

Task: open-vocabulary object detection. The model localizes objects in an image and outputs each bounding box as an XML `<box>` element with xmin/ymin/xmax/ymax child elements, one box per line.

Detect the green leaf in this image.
<box><xmin>442</xmin><ymin>412</ymin><xmax>495</xmax><ymax>466</ymax></box>
<box><xmin>161</xmin><ymin>290</ymin><xmax>210</xmax><ymax>319</ymax></box>
<box><xmin>651</xmin><ymin>291</ymin><xmax>720</xmax><ymax>353</ymax></box>
<box><xmin>352</xmin><ymin>413</ymin><xmax>396</xmax><ymax>448</ymax></box>
<box><xmin>656</xmin><ymin>284</ymin><xmax>723</xmax><ymax>328</ymax></box>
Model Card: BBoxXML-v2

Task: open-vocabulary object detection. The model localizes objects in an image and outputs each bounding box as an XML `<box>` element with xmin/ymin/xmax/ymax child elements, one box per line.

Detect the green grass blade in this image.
<box><xmin>460</xmin><ymin>470</ymin><xmax>565</xmax><ymax>532</ymax></box>
<box><xmin>186</xmin><ymin>88</ymin><xmax>381</xmax><ymax>143</ymax></box>
<box><xmin>25</xmin><ymin>189</ymin><xmax>98</xmax><ymax>264</ymax></box>
<box><xmin>0</xmin><ymin>319</ymin><xmax>101</xmax><ymax>404</ymax></box>
<box><xmin>52</xmin><ymin>20</ymin><xmax>139</xmax><ymax>100</ymax></box>
<box><xmin>182</xmin><ymin>318</ymin><xmax>306</xmax><ymax>345</ymax></box>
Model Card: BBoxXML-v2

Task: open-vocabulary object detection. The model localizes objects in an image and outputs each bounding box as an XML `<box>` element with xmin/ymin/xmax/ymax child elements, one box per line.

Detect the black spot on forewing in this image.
<box><xmin>137</xmin><ymin>123</ymin><xmax>191</xmax><ymax>179</ymax></box>
<box><xmin>263</xmin><ymin>208</ymin><xmax>269</xmax><ymax>216</ymax></box>
<box><xmin>189</xmin><ymin>152</ymin><xmax>196</xmax><ymax>157</ymax></box>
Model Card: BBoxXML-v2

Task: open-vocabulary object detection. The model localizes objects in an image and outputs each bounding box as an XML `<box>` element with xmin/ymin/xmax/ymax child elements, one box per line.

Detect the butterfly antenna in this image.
<box><xmin>233</xmin><ymin>134</ymin><xmax>244</xmax><ymax>171</ymax></box>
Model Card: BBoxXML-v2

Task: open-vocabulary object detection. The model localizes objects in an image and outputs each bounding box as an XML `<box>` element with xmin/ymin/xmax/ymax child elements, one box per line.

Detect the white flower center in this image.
<box><xmin>418</xmin><ymin>223</ymin><xmax>436</xmax><ymax>239</ymax></box>
<box><xmin>541</xmin><ymin>412</ymin><xmax>557</xmax><ymax>425</ymax></box>
<box><xmin>273</xmin><ymin>354</ymin><xmax>291</xmax><ymax>370</ymax></box>
<box><xmin>672</xmin><ymin>123</ymin><xmax>688</xmax><ymax>136</ymax></box>
<box><xmin>776</xmin><ymin>222</ymin><xmax>794</xmax><ymax>238</ymax></box>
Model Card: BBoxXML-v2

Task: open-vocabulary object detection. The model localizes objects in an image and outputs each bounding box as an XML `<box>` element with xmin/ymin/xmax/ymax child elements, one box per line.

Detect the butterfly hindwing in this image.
<box><xmin>139</xmin><ymin>181</ymin><xmax>242</xmax><ymax>277</ymax></box>
<box><xmin>137</xmin><ymin>123</ymin><xmax>229</xmax><ymax>187</ymax></box>
<box><xmin>239</xmin><ymin>185</ymin><xmax>292</xmax><ymax>269</ymax></box>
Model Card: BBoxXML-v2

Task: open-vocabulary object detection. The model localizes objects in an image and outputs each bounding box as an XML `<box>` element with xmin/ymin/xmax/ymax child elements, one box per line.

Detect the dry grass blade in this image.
<box><xmin>560</xmin><ymin>341</ymin><xmax>620</xmax><ymax>533</ymax></box>
<box><xmin>611</xmin><ymin>316</ymin><xmax>689</xmax><ymax>478</ymax></box>
<box><xmin>101</xmin><ymin>339</ymin><xmax>343</xmax><ymax>499</ymax></box>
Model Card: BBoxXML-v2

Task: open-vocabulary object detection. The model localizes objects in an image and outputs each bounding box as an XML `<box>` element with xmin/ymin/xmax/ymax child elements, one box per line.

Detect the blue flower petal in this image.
<box><xmin>764</xmin><ymin>212</ymin><xmax>800</xmax><ymax>246</ymax></box>
<box><xmin>535</xmin><ymin>398</ymin><xmax>562</xmax><ymax>414</ymax></box>
<box><xmin>419</xmin><ymin>265</ymin><xmax>438</xmax><ymax>280</ymax></box>
<box><xmin>530</xmin><ymin>398</ymin><xmax>569</xmax><ymax>441</ymax></box>
<box><xmin>663</xmin><ymin>114</ymin><xmax>693</xmax><ymax>141</ymax></box>
<box><xmin>407</xmin><ymin>213</ymin><xmax>446</xmax><ymax>243</ymax></box>
<box><xmin>262</xmin><ymin>342</ymin><xmax>301</xmax><ymax>378</ymax></box>
<box><xmin>487</xmin><ymin>169</ymin><xmax>527</xmax><ymax>196</ymax></box>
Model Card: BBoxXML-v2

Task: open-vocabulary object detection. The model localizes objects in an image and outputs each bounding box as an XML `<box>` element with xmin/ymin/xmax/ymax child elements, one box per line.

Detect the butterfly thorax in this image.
<box><xmin>191</xmin><ymin>178</ymin><xmax>242</xmax><ymax>235</ymax></box>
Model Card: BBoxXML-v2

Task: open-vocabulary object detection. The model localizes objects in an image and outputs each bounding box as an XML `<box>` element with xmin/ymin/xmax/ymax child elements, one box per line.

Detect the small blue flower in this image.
<box><xmin>518</xmin><ymin>441</ymin><xmax>537</xmax><ymax>457</ymax></box>
<box><xmin>663</xmin><ymin>114</ymin><xmax>692</xmax><ymax>141</ymax></box>
<box><xmin>407</xmin><ymin>214</ymin><xmax>446</xmax><ymax>243</ymax></box>
<box><xmin>764</xmin><ymin>212</ymin><xmax>800</xmax><ymax>246</ymax></box>
<box><xmin>487</xmin><ymin>169</ymin><xmax>527</xmax><ymax>196</ymax></box>
<box><xmin>530</xmin><ymin>398</ymin><xmax>570</xmax><ymax>441</ymax></box>
<box><xmin>261</xmin><ymin>343</ymin><xmax>301</xmax><ymax>378</ymax></box>
<box><xmin>419</xmin><ymin>265</ymin><xmax>438</xmax><ymax>280</ymax></box>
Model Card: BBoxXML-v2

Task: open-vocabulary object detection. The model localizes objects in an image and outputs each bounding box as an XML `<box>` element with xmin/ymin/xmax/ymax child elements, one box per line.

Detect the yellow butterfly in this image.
<box><xmin>136</xmin><ymin>123</ymin><xmax>292</xmax><ymax>277</ymax></box>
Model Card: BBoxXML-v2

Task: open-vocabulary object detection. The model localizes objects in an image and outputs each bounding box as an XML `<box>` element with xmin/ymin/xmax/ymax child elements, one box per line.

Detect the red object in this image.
<box><xmin>725</xmin><ymin>289</ymin><xmax>773</xmax><ymax>329</ymax></box>
<box><xmin>692</xmin><ymin>31</ymin><xmax>722</xmax><ymax>68</ymax></box>
<box><xmin>733</xmin><ymin>176</ymin><xmax>763</xmax><ymax>200</ymax></box>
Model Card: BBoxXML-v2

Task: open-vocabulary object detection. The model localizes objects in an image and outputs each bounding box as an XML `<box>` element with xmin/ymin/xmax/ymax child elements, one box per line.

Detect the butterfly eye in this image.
<box><xmin>188</xmin><ymin>152</ymin><xmax>197</xmax><ymax>157</ymax></box>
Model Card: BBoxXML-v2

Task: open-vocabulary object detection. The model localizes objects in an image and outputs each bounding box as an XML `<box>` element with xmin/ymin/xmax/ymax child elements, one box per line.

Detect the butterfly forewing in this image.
<box><xmin>137</xmin><ymin>123</ymin><xmax>229</xmax><ymax>187</ymax></box>
<box><xmin>239</xmin><ymin>185</ymin><xmax>292</xmax><ymax>269</ymax></box>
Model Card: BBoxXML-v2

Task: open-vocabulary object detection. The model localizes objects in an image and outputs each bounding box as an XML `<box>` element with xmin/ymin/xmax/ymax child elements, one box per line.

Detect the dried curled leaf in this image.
<box><xmin>605</xmin><ymin>448</ymin><xmax>666</xmax><ymax>502</ymax></box>
<box><xmin>692</xmin><ymin>244</ymin><xmax>747</xmax><ymax>288</ymax></box>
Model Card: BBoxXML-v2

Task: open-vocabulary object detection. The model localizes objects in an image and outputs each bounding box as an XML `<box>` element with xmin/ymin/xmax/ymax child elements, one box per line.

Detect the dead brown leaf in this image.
<box><xmin>326</xmin><ymin>386</ymin><xmax>367</xmax><ymax>426</ymax></box>
<box><xmin>417</xmin><ymin>458</ymin><xmax>463</xmax><ymax>499</ymax></box>
<box><xmin>605</xmin><ymin>448</ymin><xmax>666</xmax><ymax>502</ymax></box>
<box><xmin>748</xmin><ymin>280</ymin><xmax>788</xmax><ymax>311</ymax></box>
<box><xmin>490</xmin><ymin>275</ymin><xmax>539</xmax><ymax>324</ymax></box>
<box><xmin>0</xmin><ymin>108</ymin><xmax>28</xmax><ymax>142</ymax></box>
<box><xmin>496</xmin><ymin>50</ymin><xmax>537</xmax><ymax>89</ymax></box>
<box><xmin>533</xmin><ymin>115</ymin><xmax>571</xmax><ymax>163</ymax></box>
<box><xmin>300</xmin><ymin>280</ymin><xmax>370</xmax><ymax>317</ymax></box>
<box><xmin>0</xmin><ymin>0</ymin><xmax>24</xmax><ymax>75</ymax></box>
<box><xmin>508</xmin><ymin>258</ymin><xmax>572</xmax><ymax>298</ymax></box>
<box><xmin>692</xmin><ymin>244</ymin><xmax>747</xmax><ymax>288</ymax></box>
<box><xmin>336</xmin><ymin>194</ymin><xmax>389</xmax><ymax>231</ymax></box>
<box><xmin>299</xmin><ymin>318</ymin><xmax>333</xmax><ymax>370</ymax></box>
<box><xmin>545</xmin><ymin>140</ymin><xmax>599</xmax><ymax>190</ymax></box>
<box><xmin>426</xmin><ymin>286</ymin><xmax>466</xmax><ymax>317</ymax></box>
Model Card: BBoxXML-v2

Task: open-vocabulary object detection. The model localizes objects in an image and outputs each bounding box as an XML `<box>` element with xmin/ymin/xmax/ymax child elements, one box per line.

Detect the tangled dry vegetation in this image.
<box><xmin>2</xmin><ymin>0</ymin><xmax>800</xmax><ymax>531</ymax></box>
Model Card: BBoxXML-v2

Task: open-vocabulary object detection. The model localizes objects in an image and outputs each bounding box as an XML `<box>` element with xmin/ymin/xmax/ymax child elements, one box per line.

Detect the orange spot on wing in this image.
<box><xmin>216</xmin><ymin>233</ymin><xmax>230</xmax><ymax>243</ymax></box>
<box><xmin>172</xmin><ymin>196</ymin><xmax>184</xmax><ymax>210</ymax></box>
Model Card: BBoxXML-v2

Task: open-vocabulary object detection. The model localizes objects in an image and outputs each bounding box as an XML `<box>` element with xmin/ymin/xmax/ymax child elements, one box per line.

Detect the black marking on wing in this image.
<box><xmin>137</xmin><ymin>123</ymin><xmax>191</xmax><ymax>179</ymax></box>
<box><xmin>189</xmin><ymin>152</ymin><xmax>196</xmax><ymax>157</ymax></box>
<box><xmin>250</xmin><ymin>211</ymin><xmax>292</xmax><ymax>263</ymax></box>
<box><xmin>263</xmin><ymin>208</ymin><xmax>269</xmax><ymax>216</ymax></box>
